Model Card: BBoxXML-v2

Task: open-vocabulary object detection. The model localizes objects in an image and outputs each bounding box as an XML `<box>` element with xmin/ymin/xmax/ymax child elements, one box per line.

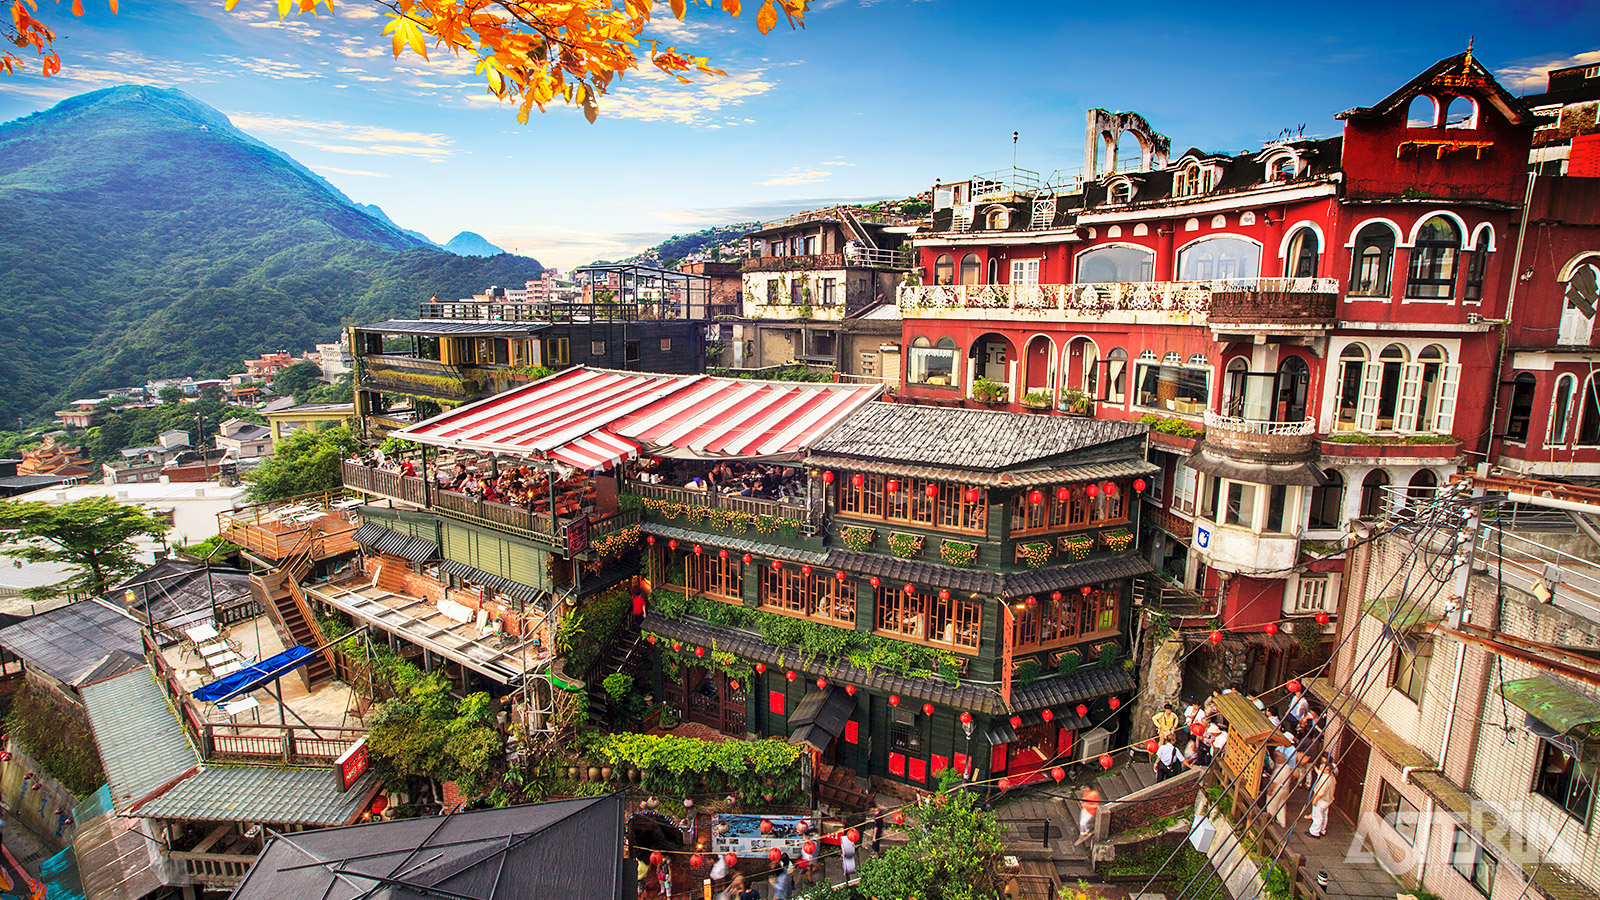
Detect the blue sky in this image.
<box><xmin>0</xmin><ymin>0</ymin><xmax>1595</xmax><ymax>269</ymax></box>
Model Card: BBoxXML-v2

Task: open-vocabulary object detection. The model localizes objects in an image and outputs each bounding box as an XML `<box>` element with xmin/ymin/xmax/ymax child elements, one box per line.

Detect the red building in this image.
<box><xmin>893</xmin><ymin>50</ymin><xmax>1541</xmax><ymax>692</ymax></box>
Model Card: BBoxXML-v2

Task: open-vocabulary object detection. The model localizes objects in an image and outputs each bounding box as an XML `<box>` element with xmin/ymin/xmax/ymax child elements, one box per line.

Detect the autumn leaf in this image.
<box><xmin>755</xmin><ymin>0</ymin><xmax>776</xmax><ymax>33</ymax></box>
<box><xmin>70</xmin><ymin>0</ymin><xmax>81</xmax><ymax>18</ymax></box>
<box><xmin>668</xmin><ymin>0</ymin><xmax>685</xmax><ymax>20</ymax></box>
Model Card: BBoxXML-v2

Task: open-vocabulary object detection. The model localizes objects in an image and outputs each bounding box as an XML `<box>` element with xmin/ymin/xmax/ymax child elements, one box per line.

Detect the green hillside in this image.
<box><xmin>0</xmin><ymin>85</ymin><xmax>543</xmax><ymax>423</ymax></box>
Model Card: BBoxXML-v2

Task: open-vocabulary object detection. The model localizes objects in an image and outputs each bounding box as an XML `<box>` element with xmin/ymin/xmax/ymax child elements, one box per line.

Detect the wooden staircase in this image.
<box><xmin>248</xmin><ymin>529</ymin><xmax>335</xmax><ymax>687</ymax></box>
<box><xmin>584</xmin><ymin>618</ymin><xmax>646</xmax><ymax>729</ymax></box>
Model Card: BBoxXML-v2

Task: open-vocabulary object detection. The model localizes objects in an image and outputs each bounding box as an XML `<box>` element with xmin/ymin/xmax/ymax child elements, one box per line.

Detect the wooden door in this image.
<box><xmin>1334</xmin><ymin>732</ymin><xmax>1370</xmax><ymax>825</ymax></box>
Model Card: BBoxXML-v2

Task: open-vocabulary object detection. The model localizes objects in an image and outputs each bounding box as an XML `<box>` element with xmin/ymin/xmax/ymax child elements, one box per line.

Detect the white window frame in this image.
<box><xmin>1291</xmin><ymin>574</ymin><xmax>1336</xmax><ymax>613</ymax></box>
<box><xmin>1010</xmin><ymin>258</ymin><xmax>1041</xmax><ymax>286</ymax></box>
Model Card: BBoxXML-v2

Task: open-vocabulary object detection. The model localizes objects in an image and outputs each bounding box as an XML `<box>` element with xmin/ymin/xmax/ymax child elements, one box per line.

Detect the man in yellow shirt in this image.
<box><xmin>1152</xmin><ymin>703</ymin><xmax>1179</xmax><ymax>738</ymax></box>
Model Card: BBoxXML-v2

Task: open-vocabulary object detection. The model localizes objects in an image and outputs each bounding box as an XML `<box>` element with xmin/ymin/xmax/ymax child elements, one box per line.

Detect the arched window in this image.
<box><xmin>1177</xmin><ymin>237</ymin><xmax>1261</xmax><ymax>281</ymax></box>
<box><xmin>1407</xmin><ymin>216</ymin><xmax>1461</xmax><ymax>299</ymax></box>
<box><xmin>1106</xmin><ymin>348</ymin><xmax>1129</xmax><ymax>404</ymax></box>
<box><xmin>1335</xmin><ymin>344</ymin><xmax>1369</xmax><ymax>431</ymax></box>
<box><xmin>1375</xmin><ymin>344</ymin><xmax>1409</xmax><ymax>430</ymax></box>
<box><xmin>1076</xmin><ymin>245</ymin><xmax>1156</xmax><ymax>284</ymax></box>
<box><xmin>1277</xmin><ymin>355</ymin><xmax>1310</xmax><ymax>423</ymax></box>
<box><xmin>933</xmin><ymin>254</ymin><xmax>954</xmax><ymax>286</ymax></box>
<box><xmin>1549</xmin><ymin>374</ymin><xmax>1577</xmax><ymax>446</ymax></box>
<box><xmin>1269</xmin><ymin>155</ymin><xmax>1297</xmax><ymax>182</ymax></box>
<box><xmin>1360</xmin><ymin>469</ymin><xmax>1391</xmax><ymax>518</ymax></box>
<box><xmin>1414</xmin><ymin>345</ymin><xmax>1456</xmax><ymax>434</ymax></box>
<box><xmin>1108</xmin><ymin>181</ymin><xmax>1133</xmax><ymax>204</ymax></box>
<box><xmin>1444</xmin><ymin>96</ymin><xmax>1478</xmax><ymax>130</ymax></box>
<box><xmin>908</xmin><ymin>336</ymin><xmax>959</xmax><ymax>386</ymax></box>
<box><xmin>988</xmin><ymin>257</ymin><xmax>1000</xmax><ymax>284</ymax></box>
<box><xmin>1580</xmin><ymin>377</ymin><xmax>1600</xmax><ymax>446</ymax></box>
<box><xmin>1224</xmin><ymin>357</ymin><xmax>1251</xmax><ymax>418</ymax></box>
<box><xmin>986</xmin><ymin>207</ymin><xmax>1010</xmax><ymax>229</ymax></box>
<box><xmin>1463</xmin><ymin>228</ymin><xmax>1490</xmax><ymax>302</ymax></box>
<box><xmin>1286</xmin><ymin>227</ymin><xmax>1320</xmax><ymax>278</ymax></box>
<box><xmin>1408</xmin><ymin>469</ymin><xmax>1438</xmax><ymax>503</ymax></box>
<box><xmin>1350</xmin><ymin>223</ymin><xmax>1397</xmax><ymax>296</ymax></box>
<box><xmin>1406</xmin><ymin>95</ymin><xmax>1439</xmax><ymax>128</ymax></box>
<box><xmin>1309</xmin><ymin>470</ymin><xmax>1344</xmax><ymax>530</ymax></box>
<box><xmin>959</xmin><ymin>253</ymin><xmax>981</xmax><ymax>286</ymax></box>
<box><xmin>1560</xmin><ymin>259</ymin><xmax>1599</xmax><ymax>345</ymax></box>
<box><xmin>1506</xmin><ymin>373</ymin><xmax>1537</xmax><ymax>443</ymax></box>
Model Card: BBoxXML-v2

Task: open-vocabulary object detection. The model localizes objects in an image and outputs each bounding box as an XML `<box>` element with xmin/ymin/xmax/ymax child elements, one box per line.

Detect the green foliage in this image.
<box><xmin>80</xmin><ymin>396</ymin><xmax>264</xmax><ymax>465</ymax></box>
<box><xmin>175</xmin><ymin>534</ymin><xmax>243</xmax><ymax>561</ymax></box>
<box><xmin>1097</xmin><ymin>642</ymin><xmax>1122</xmax><ymax>667</ymax></box>
<box><xmin>706</xmin><ymin>365</ymin><xmax>836</xmax><ymax>383</ymax></box>
<box><xmin>1057</xmin><ymin>649</ymin><xmax>1080</xmax><ymax>677</ymax></box>
<box><xmin>157</xmin><ymin>386</ymin><xmax>185</xmax><ymax>405</ymax></box>
<box><xmin>602</xmin><ymin>673</ymin><xmax>634</xmax><ymax>702</ymax></box>
<box><xmin>1100</xmin><ymin>841</ymin><xmax>1217</xmax><ymax>889</ymax></box>
<box><xmin>5</xmin><ymin>679</ymin><xmax>105</xmax><ymax>796</ymax></box>
<box><xmin>244</xmin><ymin>424</ymin><xmax>361</xmax><ymax>503</ymax></box>
<box><xmin>844</xmin><ymin>777</ymin><xmax>1005</xmax><ymax>900</ymax></box>
<box><xmin>1322</xmin><ymin>432</ymin><xmax>1457</xmax><ymax>444</ymax></box>
<box><xmin>1014</xmin><ymin>658</ymin><xmax>1041</xmax><ymax>685</ymax></box>
<box><xmin>590</xmin><ymin>733</ymin><xmax>801</xmax><ymax>800</ymax></box>
<box><xmin>972</xmin><ymin>376</ymin><xmax>1008</xmax><ymax>403</ymax></box>
<box><xmin>270</xmin><ymin>361</ymin><xmax>326</xmax><ymax>402</ymax></box>
<box><xmin>0</xmin><ymin>496</ymin><xmax>170</xmax><ymax>598</ymax></box>
<box><xmin>366</xmin><ymin>669</ymin><xmax>503</xmax><ymax>795</ymax></box>
<box><xmin>0</xmin><ymin>86</ymin><xmax>546</xmax><ymax>425</ymax></box>
<box><xmin>1140</xmin><ymin>414</ymin><xmax>1203</xmax><ymax>438</ymax></box>
<box><xmin>555</xmin><ymin>588</ymin><xmax>632</xmax><ymax>676</ymax></box>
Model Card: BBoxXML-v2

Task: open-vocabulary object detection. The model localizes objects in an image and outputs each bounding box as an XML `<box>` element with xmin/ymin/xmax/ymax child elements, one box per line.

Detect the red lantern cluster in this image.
<box><xmin>772</xmin><ymin>560</ymin><xmax>783</xmax><ymax>571</ymax></box>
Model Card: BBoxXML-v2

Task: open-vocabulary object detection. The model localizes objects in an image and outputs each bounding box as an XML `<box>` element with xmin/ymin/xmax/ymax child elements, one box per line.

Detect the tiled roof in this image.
<box><xmin>806</xmin><ymin>455</ymin><xmax>1159</xmax><ymax>488</ymax></box>
<box><xmin>79</xmin><ymin>666</ymin><xmax>198</xmax><ymax>810</ymax></box>
<box><xmin>640</xmin><ymin>523</ymin><xmax>832</xmax><ymax>565</ymax></box>
<box><xmin>643</xmin><ymin>613</ymin><xmax>1131</xmax><ymax>715</ymax></box>
<box><xmin>811</xmin><ymin>403</ymin><xmax>1147</xmax><ymax>471</ymax></box>
<box><xmin>822</xmin><ymin>548</ymin><xmax>1152</xmax><ymax>598</ymax></box>
<box><xmin>132</xmin><ymin>764</ymin><xmax>378</xmax><ymax>827</ymax></box>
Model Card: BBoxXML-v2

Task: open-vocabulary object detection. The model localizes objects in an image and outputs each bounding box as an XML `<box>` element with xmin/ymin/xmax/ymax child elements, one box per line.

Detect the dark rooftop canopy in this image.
<box><xmin>0</xmin><ymin>599</ymin><xmax>143</xmax><ymax>688</ymax></box>
<box><xmin>810</xmin><ymin>402</ymin><xmax>1147</xmax><ymax>472</ymax></box>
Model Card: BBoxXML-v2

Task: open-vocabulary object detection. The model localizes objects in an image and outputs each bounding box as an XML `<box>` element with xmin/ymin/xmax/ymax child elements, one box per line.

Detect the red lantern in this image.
<box><xmin>647</xmin><ymin>635</ymin><xmax>658</xmax><ymax>644</ymax></box>
<box><xmin>836</xmin><ymin>570</ymin><xmax>848</xmax><ymax>581</ymax></box>
<box><xmin>965</xmin><ymin>488</ymin><xmax>980</xmax><ymax>503</ymax></box>
<box><xmin>786</xmin><ymin>670</ymin><xmax>797</xmax><ymax>682</ymax></box>
<box><xmin>756</xmin><ymin>663</ymin><xmax>767</xmax><ymax>674</ymax></box>
<box><xmin>1010</xmin><ymin>715</ymin><xmax>1023</xmax><ymax>729</ymax></box>
<box><xmin>925</xmin><ymin>483</ymin><xmax>938</xmax><ymax>499</ymax></box>
<box><xmin>801</xmin><ymin>565</ymin><xmax>812</xmax><ymax>576</ymax></box>
<box><xmin>1103</xmin><ymin>481</ymin><xmax>1117</xmax><ymax>497</ymax></box>
<box><xmin>1210</xmin><ymin>630</ymin><xmax>1224</xmax><ymax>644</ymax></box>
<box><xmin>1029</xmin><ymin>490</ymin><xmax>1045</xmax><ymax>505</ymax></box>
<box><xmin>769</xmin><ymin>848</ymin><xmax>782</xmax><ymax>863</ymax></box>
<box><xmin>959</xmin><ymin>711</ymin><xmax>973</xmax><ymax>725</ymax></box>
<box><xmin>1076</xmin><ymin>704</ymin><xmax>1088</xmax><ymax>717</ymax></box>
<box><xmin>668</xmin><ymin>539</ymin><xmax>678</xmax><ymax>550</ymax></box>
<box><xmin>886</xmin><ymin>479</ymin><xmax>899</xmax><ymax>494</ymax></box>
<box><xmin>889</xmin><ymin>694</ymin><xmax>901</xmax><ymax>707</ymax></box>
<box><xmin>1191</xmin><ymin>722</ymin><xmax>1206</xmax><ymax>737</ymax></box>
<box><xmin>743</xmin><ymin>553</ymin><xmax>753</xmax><ymax>564</ymax></box>
<box><xmin>672</xmin><ymin>642</ymin><xmax>683</xmax><ymax>652</ymax></box>
<box><xmin>647</xmin><ymin>536</ymin><xmax>656</xmax><ymax>545</ymax></box>
<box><xmin>1086</xmin><ymin>483</ymin><xmax>1099</xmax><ymax>498</ymax></box>
<box><xmin>772</xmin><ymin>560</ymin><xmax>782</xmax><ymax>571</ymax></box>
<box><xmin>922</xmin><ymin>703</ymin><xmax>935</xmax><ymax>717</ymax></box>
<box><xmin>650</xmin><ymin>851</ymin><xmax>664</xmax><ymax>866</ymax></box>
<box><xmin>1099</xmin><ymin>753</ymin><xmax>1114</xmax><ymax>769</ymax></box>
<box><xmin>1108</xmin><ymin>696</ymin><xmax>1121</xmax><ymax>710</ymax></box>
<box><xmin>693</xmin><ymin>544</ymin><xmax>703</xmax><ymax>555</ymax></box>
<box><xmin>851</xmin><ymin>825</ymin><xmax>866</xmax><ymax>840</ymax></box>
<box><xmin>904</xmin><ymin>583</ymin><xmax>916</xmax><ymax>594</ymax></box>
<box><xmin>1041</xmin><ymin>708</ymin><xmax>1054</xmax><ymax>722</ymax></box>
<box><xmin>1051</xmin><ymin>591</ymin><xmax>1062</xmax><ymax>602</ymax></box>
<box><xmin>1264</xmin><ymin>622</ymin><xmax>1279</xmax><ymax>635</ymax></box>
<box><xmin>817</xmin><ymin>677</ymin><xmax>828</xmax><ymax>690</ymax></box>
<box><xmin>1081</xmin><ymin>585</ymin><xmax>1093</xmax><ymax>595</ymax></box>
<box><xmin>1051</xmin><ymin>766</ymin><xmax>1066</xmax><ymax>784</ymax></box>
<box><xmin>1025</xmin><ymin>595</ymin><xmax>1037</xmax><ymax>607</ymax></box>
<box><xmin>1145</xmin><ymin>739</ymin><xmax>1159</xmax><ymax>754</ymax></box>
<box><xmin>1288</xmin><ymin>680</ymin><xmax>1303</xmax><ymax>693</ymax></box>
<box><xmin>1056</xmin><ymin>486</ymin><xmax>1071</xmax><ymax>503</ymax></box>
<box><xmin>845</xmin><ymin>685</ymin><xmax>856</xmax><ymax>695</ymax></box>
<box><xmin>690</xmin><ymin>853</ymin><xmax>704</xmax><ymax>868</ymax></box>
<box><xmin>760</xmin><ymin>819</ymin><xmax>774</xmax><ymax>835</ymax></box>
<box><xmin>804</xmin><ymin>840</ymin><xmax>817</xmax><ymax>856</ymax></box>
<box><xmin>939</xmin><ymin>589</ymin><xmax>950</xmax><ymax>601</ymax></box>
<box><xmin>822</xmin><ymin>471</ymin><xmax>835</xmax><ymax>484</ymax></box>
<box><xmin>998</xmin><ymin>777</ymin><xmax>1012</xmax><ymax>791</ymax></box>
<box><xmin>694</xmin><ymin>646</ymin><xmax>706</xmax><ymax>658</ymax></box>
<box><xmin>719</xmin><ymin>548</ymin><xmax>728</xmax><ymax>559</ymax></box>
<box><xmin>1316</xmin><ymin>611</ymin><xmax>1331</xmax><ymax>625</ymax></box>
<box><xmin>725</xmin><ymin>853</ymin><xmax>739</xmax><ymax>868</ymax></box>
<box><xmin>851</xmin><ymin>474</ymin><xmax>864</xmax><ymax>488</ymax></box>
<box><xmin>889</xmin><ymin>812</ymin><xmax>903</xmax><ymax>827</ymax></box>
<box><xmin>371</xmin><ymin>794</ymin><xmax>389</xmax><ymax>815</ymax></box>
<box><xmin>1133</xmin><ymin>478</ymin><xmax>1147</xmax><ymax>493</ymax></box>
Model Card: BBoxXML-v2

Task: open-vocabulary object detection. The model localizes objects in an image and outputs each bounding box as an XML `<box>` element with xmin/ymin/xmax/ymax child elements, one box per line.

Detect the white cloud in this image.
<box><xmin>761</xmin><ymin>168</ymin><xmax>831</xmax><ymax>186</ymax></box>
<box><xmin>213</xmin><ymin>55</ymin><xmax>320</xmax><ymax>80</ymax></box>
<box><xmin>599</xmin><ymin>69</ymin><xmax>775</xmax><ymax>126</ymax></box>
<box><xmin>226</xmin><ymin>112</ymin><xmax>456</xmax><ymax>160</ymax></box>
<box><xmin>1496</xmin><ymin>48</ymin><xmax>1600</xmax><ymax>95</ymax></box>
<box><xmin>315</xmin><ymin>165</ymin><xmax>391</xmax><ymax>177</ymax></box>
<box><xmin>821</xmin><ymin>161</ymin><xmax>854</xmax><ymax>166</ymax></box>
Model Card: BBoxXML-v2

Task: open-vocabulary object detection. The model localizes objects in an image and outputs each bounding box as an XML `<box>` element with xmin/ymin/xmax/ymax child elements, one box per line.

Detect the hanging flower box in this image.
<box><xmin>842</xmin><ymin>526</ymin><xmax>876</xmax><ymax>552</ymax></box>
<box><xmin>1059</xmin><ymin>533</ymin><xmax>1094</xmax><ymax>561</ymax></box>
<box><xmin>888</xmin><ymin>532</ymin><xmax>925</xmax><ymax>559</ymax></box>
<box><xmin>1099</xmin><ymin>527</ymin><xmax>1135</xmax><ymax>554</ymax></box>
<box><xmin>1017</xmin><ymin>541</ymin><xmax>1054</xmax><ymax>568</ymax></box>
<box><xmin>939</xmin><ymin>540</ymin><xmax>978</xmax><ymax>567</ymax></box>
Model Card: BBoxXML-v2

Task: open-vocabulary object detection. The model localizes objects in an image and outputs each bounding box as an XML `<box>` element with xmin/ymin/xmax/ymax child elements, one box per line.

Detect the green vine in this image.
<box><xmin>1059</xmin><ymin>533</ymin><xmax>1093</xmax><ymax>562</ymax></box>
<box><xmin>590</xmin><ymin>524</ymin><xmax>641</xmax><ymax>558</ymax></box>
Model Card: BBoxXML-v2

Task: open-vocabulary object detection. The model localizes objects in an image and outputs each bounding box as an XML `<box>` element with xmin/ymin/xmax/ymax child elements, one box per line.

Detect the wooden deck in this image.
<box><xmin>218</xmin><ymin>489</ymin><xmax>360</xmax><ymax>563</ymax></box>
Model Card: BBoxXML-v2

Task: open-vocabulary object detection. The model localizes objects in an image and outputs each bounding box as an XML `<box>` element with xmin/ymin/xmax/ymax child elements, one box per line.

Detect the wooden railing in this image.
<box><xmin>626</xmin><ymin>479</ymin><xmax>817</xmax><ymax>527</ymax></box>
<box><xmin>340</xmin><ymin>462</ymin><xmax>429</xmax><ymax>507</ymax></box>
<box><xmin>201</xmin><ymin>723</ymin><xmax>365</xmax><ymax>763</ymax></box>
<box><xmin>217</xmin><ymin>488</ymin><xmax>359</xmax><ymax>562</ymax></box>
<box><xmin>170</xmin><ymin>851</ymin><xmax>258</xmax><ymax>886</ymax></box>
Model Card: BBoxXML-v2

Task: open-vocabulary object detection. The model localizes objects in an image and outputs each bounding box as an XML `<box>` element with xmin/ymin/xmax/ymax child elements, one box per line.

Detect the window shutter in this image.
<box><xmin>1433</xmin><ymin>365</ymin><xmax>1460</xmax><ymax>434</ymax></box>
<box><xmin>844</xmin><ymin>719</ymin><xmax>859</xmax><ymax>744</ymax></box>
<box><xmin>908</xmin><ymin>757</ymin><xmax>927</xmax><ymax>782</ymax></box>
<box><xmin>1357</xmin><ymin>362</ymin><xmax>1382</xmax><ymax>432</ymax></box>
<box><xmin>1395</xmin><ymin>363</ymin><xmax>1423</xmax><ymax>432</ymax></box>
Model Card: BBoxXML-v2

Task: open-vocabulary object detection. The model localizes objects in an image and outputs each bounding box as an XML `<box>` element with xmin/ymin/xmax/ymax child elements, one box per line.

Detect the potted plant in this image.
<box><xmin>1020</xmin><ymin>389</ymin><xmax>1052</xmax><ymax>411</ymax></box>
<box><xmin>972</xmin><ymin>376</ymin><xmax>1009</xmax><ymax>405</ymax></box>
<box><xmin>1061</xmin><ymin>388</ymin><xmax>1092</xmax><ymax>415</ymax></box>
<box><xmin>1060</xmin><ymin>532</ymin><xmax>1094</xmax><ymax>561</ymax></box>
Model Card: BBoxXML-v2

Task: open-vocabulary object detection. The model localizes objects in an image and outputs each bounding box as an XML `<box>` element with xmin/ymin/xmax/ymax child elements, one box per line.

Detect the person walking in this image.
<box><xmin>870</xmin><ymin>805</ymin><xmax>886</xmax><ymax>854</ymax></box>
<box><xmin>1153</xmin><ymin>703</ymin><xmax>1179</xmax><ymax>739</ymax></box>
<box><xmin>1266</xmin><ymin>743</ymin><xmax>1297</xmax><ymax>828</ymax></box>
<box><xmin>1074</xmin><ymin>788</ymin><xmax>1101</xmax><ymax>847</ymax></box>
<box><xmin>1155</xmin><ymin>734</ymin><xmax>1179</xmax><ymax>780</ymax></box>
<box><xmin>772</xmin><ymin>855</ymin><xmax>794</xmax><ymax>900</ymax></box>
<box><xmin>1307</xmin><ymin>764</ymin><xmax>1337</xmax><ymax>837</ymax></box>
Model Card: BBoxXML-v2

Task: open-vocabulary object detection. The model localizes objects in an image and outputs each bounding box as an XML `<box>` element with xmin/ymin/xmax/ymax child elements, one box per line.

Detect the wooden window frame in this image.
<box><xmin>836</xmin><ymin>474</ymin><xmax>987</xmax><ymax>535</ymax></box>
<box><xmin>873</xmin><ymin>585</ymin><xmax>980</xmax><ymax>652</ymax></box>
<box><xmin>1009</xmin><ymin>482</ymin><xmax>1130</xmax><ymax>537</ymax></box>
<box><xmin>677</xmin><ymin>551</ymin><xmax>743</xmax><ymax>604</ymax></box>
<box><xmin>759</xmin><ymin>566</ymin><xmax>855</xmax><ymax>627</ymax></box>
<box><xmin>1010</xmin><ymin>588</ymin><xmax>1121</xmax><ymax>652</ymax></box>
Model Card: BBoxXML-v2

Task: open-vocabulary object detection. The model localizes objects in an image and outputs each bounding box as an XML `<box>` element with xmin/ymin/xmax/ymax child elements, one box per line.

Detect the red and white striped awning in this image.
<box><xmin>394</xmin><ymin>367</ymin><xmax>882</xmax><ymax>472</ymax></box>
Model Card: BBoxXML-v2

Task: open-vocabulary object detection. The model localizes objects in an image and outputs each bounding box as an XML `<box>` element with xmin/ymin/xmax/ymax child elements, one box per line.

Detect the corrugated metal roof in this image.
<box><xmin>353</xmin><ymin>319</ymin><xmax>550</xmax><ymax>336</ymax></box>
<box><xmin>132</xmin><ymin>765</ymin><xmax>378</xmax><ymax>827</ymax></box>
<box><xmin>438</xmin><ymin>559</ymin><xmax>543</xmax><ymax>604</ymax></box>
<box><xmin>79</xmin><ymin>666</ymin><xmax>198</xmax><ymax>810</ymax></box>
<box><xmin>353</xmin><ymin>522</ymin><xmax>440</xmax><ymax>563</ymax></box>
<box><xmin>0</xmin><ymin>599</ymin><xmax>143</xmax><ymax>687</ymax></box>
<box><xmin>811</xmin><ymin>403</ymin><xmax>1148</xmax><ymax>471</ymax></box>
<box><xmin>805</xmin><ymin>455</ymin><xmax>1159</xmax><ymax>487</ymax></box>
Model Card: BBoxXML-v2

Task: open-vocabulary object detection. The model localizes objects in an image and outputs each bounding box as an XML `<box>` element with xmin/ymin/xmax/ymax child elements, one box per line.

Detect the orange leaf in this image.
<box><xmin>668</xmin><ymin>0</ymin><xmax>684</xmax><ymax>19</ymax></box>
<box><xmin>70</xmin><ymin>0</ymin><xmax>82</xmax><ymax>17</ymax></box>
<box><xmin>106</xmin><ymin>0</ymin><xmax>115</xmax><ymax>14</ymax></box>
<box><xmin>722</xmin><ymin>0</ymin><xmax>741</xmax><ymax>15</ymax></box>
<box><xmin>755</xmin><ymin>0</ymin><xmax>775</xmax><ymax>33</ymax></box>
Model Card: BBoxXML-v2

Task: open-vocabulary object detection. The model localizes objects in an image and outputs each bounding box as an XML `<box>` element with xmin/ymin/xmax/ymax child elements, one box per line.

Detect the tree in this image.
<box><xmin>0</xmin><ymin>496</ymin><xmax>171</xmax><ymax>599</ymax></box>
<box><xmin>366</xmin><ymin>664</ymin><xmax>502</xmax><ymax>795</ymax></box>
<box><xmin>157</xmin><ymin>385</ymin><xmax>185</xmax><ymax>405</ymax></box>
<box><xmin>5</xmin><ymin>0</ymin><xmax>806</xmax><ymax>122</ymax></box>
<box><xmin>244</xmin><ymin>423</ymin><xmax>360</xmax><ymax>502</ymax></box>
<box><xmin>271</xmin><ymin>361</ymin><xmax>325</xmax><ymax>403</ymax></box>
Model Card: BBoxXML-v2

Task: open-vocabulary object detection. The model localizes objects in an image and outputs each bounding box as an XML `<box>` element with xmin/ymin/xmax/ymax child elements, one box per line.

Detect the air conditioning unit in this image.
<box><xmin>1075</xmin><ymin>727</ymin><xmax>1113</xmax><ymax>762</ymax></box>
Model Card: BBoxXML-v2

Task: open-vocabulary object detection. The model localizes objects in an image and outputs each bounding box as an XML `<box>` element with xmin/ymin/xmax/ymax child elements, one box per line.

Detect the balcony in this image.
<box><xmin>744</xmin><ymin>253</ymin><xmax>846</xmax><ymax>272</ymax></box>
<box><xmin>217</xmin><ymin>489</ymin><xmax>361</xmax><ymax>563</ymax></box>
<box><xmin>1203</xmin><ymin>411</ymin><xmax>1319</xmax><ymax>461</ymax></box>
<box><xmin>897</xmin><ymin>280</ymin><xmax>1214</xmax><ymax>325</ymax></box>
<box><xmin>360</xmin><ymin>355</ymin><xmax>479</xmax><ymax>401</ymax></box>
<box><xmin>626</xmin><ymin>478</ymin><xmax>823</xmax><ymax>549</ymax></box>
<box><xmin>1207</xmin><ymin>277</ymin><xmax>1339</xmax><ymax>334</ymax></box>
<box><xmin>1193</xmin><ymin>520</ymin><xmax>1299</xmax><ymax>573</ymax></box>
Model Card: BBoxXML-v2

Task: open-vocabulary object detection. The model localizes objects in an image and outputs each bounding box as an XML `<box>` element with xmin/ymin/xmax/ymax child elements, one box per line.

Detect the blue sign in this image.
<box><xmin>1196</xmin><ymin>525</ymin><xmax>1211</xmax><ymax>549</ymax></box>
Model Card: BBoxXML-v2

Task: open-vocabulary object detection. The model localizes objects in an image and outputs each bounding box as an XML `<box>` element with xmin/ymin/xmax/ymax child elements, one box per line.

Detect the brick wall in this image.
<box><xmin>1103</xmin><ymin>767</ymin><xmax>1205</xmax><ymax>838</ymax></box>
<box><xmin>1209</xmin><ymin>289</ymin><xmax>1336</xmax><ymax>324</ymax></box>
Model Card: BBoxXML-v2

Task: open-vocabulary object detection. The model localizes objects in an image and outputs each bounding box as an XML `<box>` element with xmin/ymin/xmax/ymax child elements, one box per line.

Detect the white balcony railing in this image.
<box><xmin>1203</xmin><ymin>411</ymin><xmax>1317</xmax><ymax>436</ymax></box>
<box><xmin>898</xmin><ymin>278</ymin><xmax>1339</xmax><ymax>316</ymax></box>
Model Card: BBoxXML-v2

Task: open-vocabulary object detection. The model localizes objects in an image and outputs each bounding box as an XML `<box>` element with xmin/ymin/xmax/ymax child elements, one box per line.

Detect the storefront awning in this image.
<box><xmin>394</xmin><ymin>366</ymin><xmax>882</xmax><ymax>471</ymax></box>
<box><xmin>438</xmin><ymin>559</ymin><xmax>544</xmax><ymax>605</ymax></box>
<box><xmin>1362</xmin><ymin>595</ymin><xmax>1439</xmax><ymax>633</ymax></box>
<box><xmin>1499</xmin><ymin>676</ymin><xmax>1600</xmax><ymax>744</ymax></box>
<box><xmin>353</xmin><ymin>522</ymin><xmax>440</xmax><ymax>563</ymax></box>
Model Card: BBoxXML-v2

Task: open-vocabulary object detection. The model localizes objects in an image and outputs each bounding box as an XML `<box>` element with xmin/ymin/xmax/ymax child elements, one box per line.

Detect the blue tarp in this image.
<box><xmin>192</xmin><ymin>645</ymin><xmax>316</xmax><ymax>703</ymax></box>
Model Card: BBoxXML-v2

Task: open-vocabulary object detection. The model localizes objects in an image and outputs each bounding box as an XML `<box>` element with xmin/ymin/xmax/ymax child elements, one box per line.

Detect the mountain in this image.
<box><xmin>359</xmin><ymin>203</ymin><xmax>440</xmax><ymax>248</ymax></box>
<box><xmin>0</xmin><ymin>86</ymin><xmax>543</xmax><ymax>423</ymax></box>
<box><xmin>444</xmin><ymin>231</ymin><xmax>506</xmax><ymax>257</ymax></box>
<box><xmin>618</xmin><ymin>222</ymin><xmax>761</xmax><ymax>269</ymax></box>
